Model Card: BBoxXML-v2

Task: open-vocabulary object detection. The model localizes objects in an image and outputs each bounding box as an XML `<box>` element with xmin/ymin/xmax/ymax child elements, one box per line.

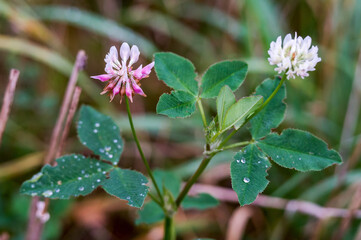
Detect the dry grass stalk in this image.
<box><xmin>26</xmin><ymin>50</ymin><xmax>86</xmax><ymax>240</ymax></box>
<box><xmin>0</xmin><ymin>69</ymin><xmax>20</xmax><ymax>146</ymax></box>
<box><xmin>189</xmin><ymin>183</ymin><xmax>361</xmax><ymax>219</ymax></box>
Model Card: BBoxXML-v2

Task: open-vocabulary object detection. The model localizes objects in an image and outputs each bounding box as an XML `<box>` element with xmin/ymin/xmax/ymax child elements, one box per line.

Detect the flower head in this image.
<box><xmin>91</xmin><ymin>43</ymin><xmax>154</xmax><ymax>103</ymax></box>
<box><xmin>268</xmin><ymin>33</ymin><xmax>321</xmax><ymax>79</ymax></box>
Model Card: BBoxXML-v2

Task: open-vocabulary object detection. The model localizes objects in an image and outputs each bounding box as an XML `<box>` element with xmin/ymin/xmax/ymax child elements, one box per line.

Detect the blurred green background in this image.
<box><xmin>0</xmin><ymin>0</ymin><xmax>361</xmax><ymax>239</ymax></box>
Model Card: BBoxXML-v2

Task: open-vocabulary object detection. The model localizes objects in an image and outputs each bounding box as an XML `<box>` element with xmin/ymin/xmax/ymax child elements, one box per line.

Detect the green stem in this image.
<box><xmin>164</xmin><ymin>215</ymin><xmax>175</xmax><ymax>240</ymax></box>
<box><xmin>175</xmin><ymin>153</ymin><xmax>214</xmax><ymax>207</ymax></box>
<box><xmin>197</xmin><ymin>99</ymin><xmax>208</xmax><ymax>128</ymax></box>
<box><xmin>125</xmin><ymin>97</ymin><xmax>164</xmax><ymax>205</ymax></box>
<box><xmin>148</xmin><ymin>192</ymin><xmax>163</xmax><ymax>209</ymax></box>
<box><xmin>219</xmin><ymin>141</ymin><xmax>251</xmax><ymax>151</ymax></box>
<box><xmin>218</xmin><ymin>74</ymin><xmax>287</xmax><ymax>147</ymax></box>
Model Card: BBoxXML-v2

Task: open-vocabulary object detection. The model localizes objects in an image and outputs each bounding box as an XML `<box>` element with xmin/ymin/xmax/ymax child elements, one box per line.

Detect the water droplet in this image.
<box><xmin>113</xmin><ymin>139</ymin><xmax>118</xmax><ymax>143</ymax></box>
<box><xmin>241</xmin><ymin>158</ymin><xmax>246</xmax><ymax>163</ymax></box>
<box><xmin>99</xmin><ymin>148</ymin><xmax>105</xmax><ymax>153</ymax></box>
<box><xmin>126</xmin><ymin>196</ymin><xmax>130</xmax><ymax>200</ymax></box>
<box><xmin>113</xmin><ymin>126</ymin><xmax>117</xmax><ymax>129</ymax></box>
<box><xmin>95</xmin><ymin>123</ymin><xmax>100</xmax><ymax>127</ymax></box>
<box><xmin>97</xmin><ymin>168</ymin><xmax>102</xmax><ymax>172</ymax></box>
<box><xmin>243</xmin><ymin>177</ymin><xmax>250</xmax><ymax>183</ymax></box>
<box><xmin>31</xmin><ymin>184</ymin><xmax>35</xmax><ymax>188</ymax></box>
<box><xmin>78</xmin><ymin>177</ymin><xmax>82</xmax><ymax>180</ymax></box>
<box><xmin>258</xmin><ymin>161</ymin><xmax>261</xmax><ymax>164</ymax></box>
<box><xmin>102</xmin><ymin>171</ymin><xmax>106</xmax><ymax>174</ymax></box>
<box><xmin>78</xmin><ymin>187</ymin><xmax>84</xmax><ymax>191</ymax></box>
<box><xmin>43</xmin><ymin>190</ymin><xmax>53</xmax><ymax>197</ymax></box>
<box><xmin>298</xmin><ymin>157</ymin><xmax>301</xmax><ymax>160</ymax></box>
<box><xmin>93</xmin><ymin>129</ymin><xmax>98</xmax><ymax>133</ymax></box>
<box><xmin>74</xmin><ymin>155</ymin><xmax>78</xmax><ymax>159</ymax></box>
<box><xmin>105</xmin><ymin>146</ymin><xmax>111</xmax><ymax>152</ymax></box>
<box><xmin>236</xmin><ymin>159</ymin><xmax>240</xmax><ymax>163</ymax></box>
<box><xmin>55</xmin><ymin>189</ymin><xmax>60</xmax><ymax>193</ymax></box>
<box><xmin>81</xmin><ymin>170</ymin><xmax>85</xmax><ymax>174</ymax></box>
<box><xmin>109</xmin><ymin>154</ymin><xmax>113</xmax><ymax>158</ymax></box>
<box><xmin>83</xmin><ymin>142</ymin><xmax>87</xmax><ymax>145</ymax></box>
<box><xmin>31</xmin><ymin>193</ymin><xmax>37</xmax><ymax>197</ymax></box>
<box><xmin>85</xmin><ymin>174</ymin><xmax>89</xmax><ymax>178</ymax></box>
<box><xmin>96</xmin><ymin>179</ymin><xmax>101</xmax><ymax>183</ymax></box>
<box><xmin>92</xmin><ymin>185</ymin><xmax>95</xmax><ymax>189</ymax></box>
<box><xmin>113</xmin><ymin>161</ymin><xmax>117</xmax><ymax>165</ymax></box>
<box><xmin>276</xmin><ymin>155</ymin><xmax>279</xmax><ymax>158</ymax></box>
<box><xmin>96</xmin><ymin>162</ymin><xmax>100</xmax><ymax>166</ymax></box>
<box><xmin>117</xmin><ymin>145</ymin><xmax>121</xmax><ymax>149</ymax></box>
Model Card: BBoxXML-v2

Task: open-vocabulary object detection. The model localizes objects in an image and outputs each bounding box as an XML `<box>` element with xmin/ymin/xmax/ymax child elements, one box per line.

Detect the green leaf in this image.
<box><xmin>222</xmin><ymin>96</ymin><xmax>263</xmax><ymax>132</ymax></box>
<box><xmin>230</xmin><ymin>144</ymin><xmax>270</xmax><ymax>206</ymax></box>
<box><xmin>77</xmin><ymin>106</ymin><xmax>123</xmax><ymax>164</ymax></box>
<box><xmin>153</xmin><ymin>169</ymin><xmax>181</xmax><ymax>198</ymax></box>
<box><xmin>154</xmin><ymin>52</ymin><xmax>198</xmax><ymax>96</ymax></box>
<box><xmin>102</xmin><ymin>168</ymin><xmax>149</xmax><ymax>208</ymax></box>
<box><xmin>200</xmin><ymin>60</ymin><xmax>248</xmax><ymax>98</ymax></box>
<box><xmin>20</xmin><ymin>154</ymin><xmax>113</xmax><ymax>199</ymax></box>
<box><xmin>182</xmin><ymin>193</ymin><xmax>219</xmax><ymax>210</ymax></box>
<box><xmin>250</xmin><ymin>78</ymin><xmax>286</xmax><ymax>139</ymax></box>
<box><xmin>257</xmin><ymin>129</ymin><xmax>342</xmax><ymax>171</ymax></box>
<box><xmin>216</xmin><ymin>86</ymin><xmax>236</xmax><ymax>129</ymax></box>
<box><xmin>136</xmin><ymin>200</ymin><xmax>165</xmax><ymax>225</ymax></box>
<box><xmin>156</xmin><ymin>91</ymin><xmax>197</xmax><ymax>118</ymax></box>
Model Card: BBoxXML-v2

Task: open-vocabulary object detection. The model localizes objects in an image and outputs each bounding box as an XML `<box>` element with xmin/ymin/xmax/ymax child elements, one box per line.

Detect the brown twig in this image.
<box><xmin>44</xmin><ymin>50</ymin><xmax>87</xmax><ymax>165</ymax></box>
<box><xmin>188</xmin><ymin>184</ymin><xmax>361</xmax><ymax>219</ymax></box>
<box><xmin>56</xmin><ymin>87</ymin><xmax>82</xmax><ymax>157</ymax></box>
<box><xmin>0</xmin><ymin>69</ymin><xmax>20</xmax><ymax>146</ymax></box>
<box><xmin>26</xmin><ymin>50</ymin><xmax>86</xmax><ymax>240</ymax></box>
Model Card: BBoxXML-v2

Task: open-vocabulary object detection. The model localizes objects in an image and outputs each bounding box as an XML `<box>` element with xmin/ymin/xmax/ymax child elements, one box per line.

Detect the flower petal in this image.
<box><xmin>120</xmin><ymin>42</ymin><xmax>130</xmax><ymax>63</ymax></box>
<box><xmin>125</xmin><ymin>81</ymin><xmax>133</xmax><ymax>102</ymax></box>
<box><xmin>91</xmin><ymin>74</ymin><xmax>114</xmax><ymax>82</ymax></box>
<box><xmin>141</xmin><ymin>62</ymin><xmax>154</xmax><ymax>77</ymax></box>
<box><xmin>128</xmin><ymin>45</ymin><xmax>140</xmax><ymax>67</ymax></box>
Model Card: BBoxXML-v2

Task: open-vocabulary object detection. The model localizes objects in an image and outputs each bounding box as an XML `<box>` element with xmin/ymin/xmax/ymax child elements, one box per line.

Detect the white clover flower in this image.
<box><xmin>268</xmin><ymin>33</ymin><xmax>321</xmax><ymax>79</ymax></box>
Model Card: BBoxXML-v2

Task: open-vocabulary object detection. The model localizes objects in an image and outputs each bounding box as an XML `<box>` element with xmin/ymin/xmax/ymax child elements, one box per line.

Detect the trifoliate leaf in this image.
<box><xmin>77</xmin><ymin>105</ymin><xmax>123</xmax><ymax>164</ymax></box>
<box><xmin>230</xmin><ymin>144</ymin><xmax>270</xmax><ymax>205</ymax></box>
<box><xmin>216</xmin><ymin>86</ymin><xmax>235</xmax><ymax>129</ymax></box>
<box><xmin>250</xmin><ymin>78</ymin><xmax>286</xmax><ymax>139</ymax></box>
<box><xmin>156</xmin><ymin>91</ymin><xmax>197</xmax><ymax>118</ymax></box>
<box><xmin>154</xmin><ymin>52</ymin><xmax>198</xmax><ymax>96</ymax></box>
<box><xmin>201</xmin><ymin>60</ymin><xmax>248</xmax><ymax>98</ymax></box>
<box><xmin>221</xmin><ymin>95</ymin><xmax>263</xmax><ymax>132</ymax></box>
<box><xmin>20</xmin><ymin>154</ymin><xmax>113</xmax><ymax>199</ymax></box>
<box><xmin>102</xmin><ymin>168</ymin><xmax>149</xmax><ymax>208</ymax></box>
<box><xmin>257</xmin><ymin>129</ymin><xmax>342</xmax><ymax>171</ymax></box>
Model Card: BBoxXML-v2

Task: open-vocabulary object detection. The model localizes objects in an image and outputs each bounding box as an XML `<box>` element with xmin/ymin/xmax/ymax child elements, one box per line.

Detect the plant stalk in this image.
<box><xmin>164</xmin><ymin>215</ymin><xmax>175</xmax><ymax>240</ymax></box>
<box><xmin>219</xmin><ymin>74</ymin><xmax>287</xmax><ymax>148</ymax></box>
<box><xmin>175</xmin><ymin>153</ymin><xmax>214</xmax><ymax>207</ymax></box>
<box><xmin>197</xmin><ymin>99</ymin><xmax>208</xmax><ymax>128</ymax></box>
<box><xmin>125</xmin><ymin>97</ymin><xmax>164</xmax><ymax>204</ymax></box>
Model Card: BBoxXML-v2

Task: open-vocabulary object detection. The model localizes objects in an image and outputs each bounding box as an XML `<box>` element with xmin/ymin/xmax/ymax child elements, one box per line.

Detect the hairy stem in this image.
<box><xmin>125</xmin><ymin>97</ymin><xmax>164</xmax><ymax>204</ymax></box>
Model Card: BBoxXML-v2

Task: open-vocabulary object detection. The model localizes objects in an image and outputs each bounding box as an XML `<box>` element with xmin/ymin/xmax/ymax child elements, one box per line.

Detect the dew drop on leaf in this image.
<box><xmin>243</xmin><ymin>177</ymin><xmax>250</xmax><ymax>183</ymax></box>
